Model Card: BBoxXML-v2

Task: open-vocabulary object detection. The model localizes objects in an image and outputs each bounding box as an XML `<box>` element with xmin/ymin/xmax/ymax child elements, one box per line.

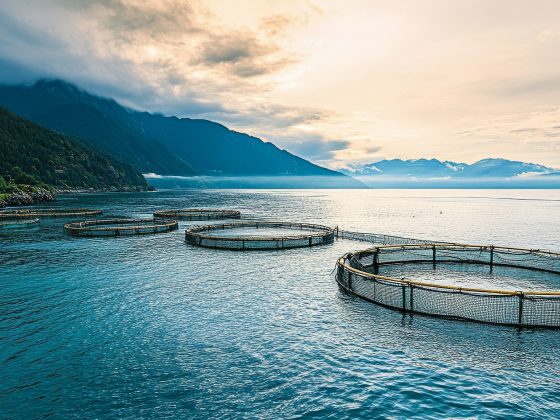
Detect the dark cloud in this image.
<box><xmin>60</xmin><ymin>0</ymin><xmax>201</xmax><ymax>37</ymax></box>
<box><xmin>88</xmin><ymin>0</ymin><xmax>295</xmax><ymax>80</ymax></box>
<box><xmin>106</xmin><ymin>2</ymin><xmax>197</xmax><ymax>33</ymax></box>
<box><xmin>0</xmin><ymin>57</ymin><xmax>44</xmax><ymax>84</ymax></box>
<box><xmin>0</xmin><ymin>2</ymin><xmax>243</xmax><ymax>110</ymax></box>
<box><xmin>200</xmin><ymin>34</ymin><xmax>263</xmax><ymax>64</ymax></box>
<box><xmin>0</xmin><ymin>0</ymin><xmax>349</xmax><ymax>167</ymax></box>
<box><xmin>0</xmin><ymin>9</ymin><xmax>57</xmax><ymax>50</ymax></box>
<box><xmin>97</xmin><ymin>0</ymin><xmax>202</xmax><ymax>50</ymax></box>
<box><xmin>231</xmin><ymin>57</ymin><xmax>296</xmax><ymax>78</ymax></box>
<box><xmin>249</xmin><ymin>104</ymin><xmax>328</xmax><ymax>128</ymax></box>
<box><xmin>204</xmin><ymin>104</ymin><xmax>333</xmax><ymax>137</ymax></box>
<box><xmin>196</xmin><ymin>30</ymin><xmax>295</xmax><ymax>78</ymax></box>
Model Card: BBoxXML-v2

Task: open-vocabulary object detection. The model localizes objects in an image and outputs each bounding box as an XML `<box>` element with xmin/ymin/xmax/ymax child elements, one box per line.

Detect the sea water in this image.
<box><xmin>1</xmin><ymin>189</ymin><xmax>559</xmax><ymax>418</ymax></box>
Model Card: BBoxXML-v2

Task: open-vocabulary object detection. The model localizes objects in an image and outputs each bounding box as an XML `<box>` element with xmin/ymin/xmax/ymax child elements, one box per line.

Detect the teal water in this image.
<box><xmin>1</xmin><ymin>189</ymin><xmax>560</xmax><ymax>418</ymax></box>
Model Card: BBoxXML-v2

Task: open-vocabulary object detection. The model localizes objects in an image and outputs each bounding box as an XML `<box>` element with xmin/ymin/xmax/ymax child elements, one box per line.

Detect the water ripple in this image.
<box><xmin>1</xmin><ymin>189</ymin><xmax>559</xmax><ymax>418</ymax></box>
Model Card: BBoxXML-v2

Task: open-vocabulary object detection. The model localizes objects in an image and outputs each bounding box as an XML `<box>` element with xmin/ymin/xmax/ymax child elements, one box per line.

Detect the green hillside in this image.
<box><xmin>0</xmin><ymin>108</ymin><xmax>147</xmax><ymax>193</ymax></box>
<box><xmin>0</xmin><ymin>80</ymin><xmax>197</xmax><ymax>176</ymax></box>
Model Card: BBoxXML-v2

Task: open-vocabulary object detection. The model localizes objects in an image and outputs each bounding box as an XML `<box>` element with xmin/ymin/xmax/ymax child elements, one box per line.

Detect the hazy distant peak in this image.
<box><xmin>443</xmin><ymin>161</ymin><xmax>464</xmax><ymax>172</ymax></box>
<box><xmin>342</xmin><ymin>157</ymin><xmax>558</xmax><ymax>179</ymax></box>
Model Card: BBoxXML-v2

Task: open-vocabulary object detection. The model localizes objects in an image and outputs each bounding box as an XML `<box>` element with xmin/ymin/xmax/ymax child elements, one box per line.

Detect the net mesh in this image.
<box><xmin>0</xmin><ymin>208</ymin><xmax>102</xmax><ymax>219</ymax></box>
<box><xmin>336</xmin><ymin>229</ymin><xmax>446</xmax><ymax>245</ymax></box>
<box><xmin>154</xmin><ymin>209</ymin><xmax>241</xmax><ymax>220</ymax></box>
<box><xmin>65</xmin><ymin>219</ymin><xmax>179</xmax><ymax>237</ymax></box>
<box><xmin>337</xmin><ymin>244</ymin><xmax>560</xmax><ymax>328</ymax></box>
<box><xmin>185</xmin><ymin>221</ymin><xmax>335</xmax><ymax>250</ymax></box>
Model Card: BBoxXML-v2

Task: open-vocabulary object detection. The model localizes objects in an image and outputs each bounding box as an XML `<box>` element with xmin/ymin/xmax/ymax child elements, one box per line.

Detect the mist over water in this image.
<box><xmin>144</xmin><ymin>175</ymin><xmax>367</xmax><ymax>189</ymax></box>
<box><xmin>353</xmin><ymin>175</ymin><xmax>560</xmax><ymax>189</ymax></box>
<box><xmin>1</xmin><ymin>189</ymin><xmax>559</xmax><ymax>418</ymax></box>
<box><xmin>145</xmin><ymin>174</ymin><xmax>560</xmax><ymax>190</ymax></box>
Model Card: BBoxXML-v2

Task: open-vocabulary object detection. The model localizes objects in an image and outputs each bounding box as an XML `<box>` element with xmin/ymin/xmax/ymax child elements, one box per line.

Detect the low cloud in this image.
<box><xmin>0</xmin><ymin>0</ymin><xmax>354</xmax><ymax>167</ymax></box>
<box><xmin>275</xmin><ymin>135</ymin><xmax>350</xmax><ymax>161</ymax></box>
<box><xmin>0</xmin><ymin>2</ymin><xmax>315</xmax><ymax>125</ymax></box>
<box><xmin>201</xmin><ymin>35</ymin><xmax>263</xmax><ymax>64</ymax></box>
<box><xmin>3</xmin><ymin>1</ymin><xmax>560</xmax><ymax>168</ymax></box>
<box><xmin>101</xmin><ymin>1</ymin><xmax>199</xmax><ymax>35</ymax></box>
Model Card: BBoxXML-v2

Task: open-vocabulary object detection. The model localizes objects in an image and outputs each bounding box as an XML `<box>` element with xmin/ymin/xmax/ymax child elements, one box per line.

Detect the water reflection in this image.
<box><xmin>1</xmin><ymin>189</ymin><xmax>559</xmax><ymax>418</ymax></box>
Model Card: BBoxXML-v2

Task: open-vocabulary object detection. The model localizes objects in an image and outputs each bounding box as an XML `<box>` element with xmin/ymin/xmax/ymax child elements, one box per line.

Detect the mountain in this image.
<box><xmin>130</xmin><ymin>112</ymin><xmax>340</xmax><ymax>176</ymax></box>
<box><xmin>0</xmin><ymin>80</ymin><xmax>196</xmax><ymax>176</ymax></box>
<box><xmin>458</xmin><ymin>158</ymin><xmax>556</xmax><ymax>178</ymax></box>
<box><xmin>342</xmin><ymin>158</ymin><xmax>560</xmax><ymax>188</ymax></box>
<box><xmin>0</xmin><ymin>79</ymin><xmax>352</xmax><ymax>180</ymax></box>
<box><xmin>0</xmin><ymin>107</ymin><xmax>147</xmax><ymax>192</ymax></box>
<box><xmin>345</xmin><ymin>158</ymin><xmax>466</xmax><ymax>178</ymax></box>
<box><xmin>343</xmin><ymin>158</ymin><xmax>559</xmax><ymax>178</ymax></box>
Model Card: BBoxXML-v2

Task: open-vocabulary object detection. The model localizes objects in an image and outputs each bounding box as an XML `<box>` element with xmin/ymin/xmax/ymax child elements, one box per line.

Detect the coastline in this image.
<box><xmin>0</xmin><ymin>185</ymin><xmax>154</xmax><ymax>208</ymax></box>
<box><xmin>0</xmin><ymin>186</ymin><xmax>54</xmax><ymax>208</ymax></box>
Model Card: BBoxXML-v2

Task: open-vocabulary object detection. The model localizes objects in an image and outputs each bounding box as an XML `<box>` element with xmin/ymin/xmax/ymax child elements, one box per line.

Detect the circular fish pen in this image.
<box><xmin>0</xmin><ymin>208</ymin><xmax>102</xmax><ymax>219</ymax></box>
<box><xmin>64</xmin><ymin>218</ymin><xmax>178</xmax><ymax>237</ymax></box>
<box><xmin>0</xmin><ymin>218</ymin><xmax>39</xmax><ymax>229</ymax></box>
<box><xmin>336</xmin><ymin>244</ymin><xmax>560</xmax><ymax>328</ymax></box>
<box><xmin>185</xmin><ymin>221</ymin><xmax>335</xmax><ymax>250</ymax></box>
<box><xmin>154</xmin><ymin>209</ymin><xmax>241</xmax><ymax>220</ymax></box>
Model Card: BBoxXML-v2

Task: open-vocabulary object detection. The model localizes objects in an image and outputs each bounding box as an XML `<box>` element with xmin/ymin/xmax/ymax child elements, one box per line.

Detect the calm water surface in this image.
<box><xmin>1</xmin><ymin>189</ymin><xmax>559</xmax><ymax>419</ymax></box>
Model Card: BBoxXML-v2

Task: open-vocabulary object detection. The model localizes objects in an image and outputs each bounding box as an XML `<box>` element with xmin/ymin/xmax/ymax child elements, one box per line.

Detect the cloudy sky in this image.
<box><xmin>1</xmin><ymin>0</ymin><xmax>560</xmax><ymax>168</ymax></box>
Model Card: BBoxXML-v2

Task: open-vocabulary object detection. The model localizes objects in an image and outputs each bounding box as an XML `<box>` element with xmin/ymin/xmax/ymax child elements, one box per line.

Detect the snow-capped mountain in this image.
<box><xmin>342</xmin><ymin>158</ymin><xmax>558</xmax><ymax>179</ymax></box>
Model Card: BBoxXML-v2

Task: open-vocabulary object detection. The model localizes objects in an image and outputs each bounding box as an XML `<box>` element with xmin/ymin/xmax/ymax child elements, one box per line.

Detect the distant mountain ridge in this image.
<box><xmin>343</xmin><ymin>158</ymin><xmax>559</xmax><ymax>179</ymax></box>
<box><xmin>0</xmin><ymin>79</ymin><xmax>350</xmax><ymax>180</ymax></box>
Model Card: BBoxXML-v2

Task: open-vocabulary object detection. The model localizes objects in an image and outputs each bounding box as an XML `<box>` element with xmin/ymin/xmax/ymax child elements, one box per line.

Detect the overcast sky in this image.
<box><xmin>1</xmin><ymin>0</ymin><xmax>560</xmax><ymax>168</ymax></box>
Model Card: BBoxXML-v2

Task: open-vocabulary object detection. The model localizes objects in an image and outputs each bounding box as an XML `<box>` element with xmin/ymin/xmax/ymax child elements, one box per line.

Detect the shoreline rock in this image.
<box><xmin>0</xmin><ymin>185</ymin><xmax>155</xmax><ymax>208</ymax></box>
<box><xmin>55</xmin><ymin>185</ymin><xmax>153</xmax><ymax>194</ymax></box>
<box><xmin>0</xmin><ymin>187</ymin><xmax>55</xmax><ymax>208</ymax></box>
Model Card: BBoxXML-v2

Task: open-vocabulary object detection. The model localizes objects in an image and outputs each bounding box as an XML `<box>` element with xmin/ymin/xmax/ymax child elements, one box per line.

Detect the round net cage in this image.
<box><xmin>154</xmin><ymin>209</ymin><xmax>241</xmax><ymax>220</ymax></box>
<box><xmin>64</xmin><ymin>218</ymin><xmax>178</xmax><ymax>237</ymax></box>
<box><xmin>185</xmin><ymin>221</ymin><xmax>335</xmax><ymax>250</ymax></box>
<box><xmin>336</xmin><ymin>244</ymin><xmax>560</xmax><ymax>328</ymax></box>
<box><xmin>0</xmin><ymin>218</ymin><xmax>39</xmax><ymax>229</ymax></box>
<box><xmin>0</xmin><ymin>208</ymin><xmax>102</xmax><ymax>219</ymax></box>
